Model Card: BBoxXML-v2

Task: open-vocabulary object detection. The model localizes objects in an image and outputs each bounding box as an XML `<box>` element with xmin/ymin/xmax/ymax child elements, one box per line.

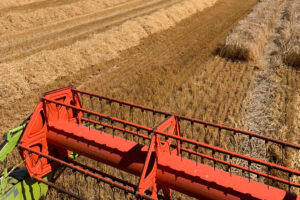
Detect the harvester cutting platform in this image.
<box><xmin>1</xmin><ymin>86</ymin><xmax>300</xmax><ymax>199</ymax></box>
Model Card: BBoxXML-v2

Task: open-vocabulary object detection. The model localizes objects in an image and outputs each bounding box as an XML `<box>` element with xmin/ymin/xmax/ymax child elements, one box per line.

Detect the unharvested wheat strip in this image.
<box><xmin>283</xmin><ymin>1</ymin><xmax>300</xmax><ymax>67</ymax></box>
<box><xmin>211</xmin><ymin>61</ymin><xmax>233</xmax><ymax>119</ymax></box>
<box><xmin>0</xmin><ymin>0</ymin><xmax>218</xmax><ymax>105</ymax></box>
<box><xmin>220</xmin><ymin>0</ymin><xmax>284</xmax><ymax>62</ymax></box>
<box><xmin>218</xmin><ymin>61</ymin><xmax>241</xmax><ymax>123</ymax></box>
<box><xmin>225</xmin><ymin>62</ymin><xmax>242</xmax><ymax>119</ymax></box>
<box><xmin>231</xmin><ymin>63</ymin><xmax>253</xmax><ymax>116</ymax></box>
<box><xmin>289</xmin><ymin>92</ymin><xmax>300</xmax><ymax>194</ymax></box>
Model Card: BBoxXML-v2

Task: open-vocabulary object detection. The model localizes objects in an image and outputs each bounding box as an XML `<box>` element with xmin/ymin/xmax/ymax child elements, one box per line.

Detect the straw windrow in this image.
<box><xmin>220</xmin><ymin>0</ymin><xmax>284</xmax><ymax>62</ymax></box>
<box><xmin>283</xmin><ymin>1</ymin><xmax>300</xmax><ymax>67</ymax></box>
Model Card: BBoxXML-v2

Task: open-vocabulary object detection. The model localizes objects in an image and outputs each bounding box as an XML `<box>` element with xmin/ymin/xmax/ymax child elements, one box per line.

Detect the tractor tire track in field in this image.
<box><xmin>0</xmin><ymin>0</ymin><xmax>181</xmax><ymax>63</ymax></box>
<box><xmin>0</xmin><ymin>0</ymin><xmax>84</xmax><ymax>15</ymax></box>
<box><xmin>0</xmin><ymin>0</ymin><xmax>136</xmax><ymax>42</ymax></box>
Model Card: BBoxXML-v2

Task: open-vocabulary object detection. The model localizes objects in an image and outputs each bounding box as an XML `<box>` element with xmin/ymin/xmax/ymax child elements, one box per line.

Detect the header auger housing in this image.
<box><xmin>2</xmin><ymin>86</ymin><xmax>300</xmax><ymax>199</ymax></box>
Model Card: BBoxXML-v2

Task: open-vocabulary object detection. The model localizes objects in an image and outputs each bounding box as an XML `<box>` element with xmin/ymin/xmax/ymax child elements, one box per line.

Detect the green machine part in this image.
<box><xmin>0</xmin><ymin>123</ymin><xmax>51</xmax><ymax>200</ymax></box>
<box><xmin>0</xmin><ymin>124</ymin><xmax>26</xmax><ymax>162</ymax></box>
<box><xmin>0</xmin><ymin>123</ymin><xmax>79</xmax><ymax>200</ymax></box>
<box><xmin>0</xmin><ymin>168</ymin><xmax>53</xmax><ymax>200</ymax></box>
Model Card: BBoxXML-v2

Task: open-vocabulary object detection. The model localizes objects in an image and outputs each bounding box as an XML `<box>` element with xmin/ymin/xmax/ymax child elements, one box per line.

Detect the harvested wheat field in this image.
<box><xmin>0</xmin><ymin>0</ymin><xmax>299</xmax><ymax>199</ymax></box>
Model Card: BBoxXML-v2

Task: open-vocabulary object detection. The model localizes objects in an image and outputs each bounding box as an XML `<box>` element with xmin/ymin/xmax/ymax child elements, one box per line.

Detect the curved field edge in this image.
<box><xmin>0</xmin><ymin>0</ymin><xmax>218</xmax><ymax>106</ymax></box>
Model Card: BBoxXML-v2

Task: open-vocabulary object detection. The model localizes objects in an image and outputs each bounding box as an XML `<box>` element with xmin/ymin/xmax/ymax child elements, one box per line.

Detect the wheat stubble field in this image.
<box><xmin>0</xmin><ymin>0</ymin><xmax>299</xmax><ymax>199</ymax></box>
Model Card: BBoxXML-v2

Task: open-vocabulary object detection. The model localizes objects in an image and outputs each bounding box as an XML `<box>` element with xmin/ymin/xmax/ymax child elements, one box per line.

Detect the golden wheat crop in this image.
<box><xmin>266</xmin><ymin>0</ymin><xmax>300</xmax><ymax>67</ymax></box>
<box><xmin>283</xmin><ymin>0</ymin><xmax>300</xmax><ymax>67</ymax></box>
<box><xmin>220</xmin><ymin>0</ymin><xmax>284</xmax><ymax>62</ymax></box>
<box><xmin>1</xmin><ymin>0</ymin><xmax>299</xmax><ymax>198</ymax></box>
<box><xmin>62</xmin><ymin>55</ymin><xmax>256</xmax><ymax>199</ymax></box>
<box><xmin>0</xmin><ymin>0</ymin><xmax>262</xmax><ymax>198</ymax></box>
<box><xmin>227</xmin><ymin>0</ymin><xmax>300</xmax><ymax>192</ymax></box>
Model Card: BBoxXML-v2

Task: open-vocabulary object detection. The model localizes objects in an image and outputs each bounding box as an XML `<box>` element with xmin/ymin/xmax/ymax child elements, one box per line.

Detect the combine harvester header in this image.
<box><xmin>1</xmin><ymin>86</ymin><xmax>300</xmax><ymax>199</ymax></box>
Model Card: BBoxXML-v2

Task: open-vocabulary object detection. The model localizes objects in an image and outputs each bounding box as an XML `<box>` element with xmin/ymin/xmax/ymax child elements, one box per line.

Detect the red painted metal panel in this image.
<box><xmin>41</xmin><ymin>96</ymin><xmax>300</xmax><ymax>181</ymax></box>
<box><xmin>46</xmin><ymin>121</ymin><xmax>299</xmax><ymax>200</ymax></box>
<box><xmin>47</xmin><ymin>120</ymin><xmax>147</xmax><ymax>176</ymax></box>
<box><xmin>18</xmin><ymin>86</ymin><xmax>300</xmax><ymax>200</ymax></box>
<box><xmin>157</xmin><ymin>151</ymin><xmax>298</xmax><ymax>200</ymax></box>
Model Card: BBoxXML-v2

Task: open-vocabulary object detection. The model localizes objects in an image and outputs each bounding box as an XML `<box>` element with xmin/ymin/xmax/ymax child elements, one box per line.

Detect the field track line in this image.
<box><xmin>0</xmin><ymin>0</ymin><xmax>182</xmax><ymax>63</ymax></box>
<box><xmin>0</xmin><ymin>0</ymin><xmax>138</xmax><ymax>42</ymax></box>
<box><xmin>0</xmin><ymin>0</ymin><xmax>84</xmax><ymax>15</ymax></box>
